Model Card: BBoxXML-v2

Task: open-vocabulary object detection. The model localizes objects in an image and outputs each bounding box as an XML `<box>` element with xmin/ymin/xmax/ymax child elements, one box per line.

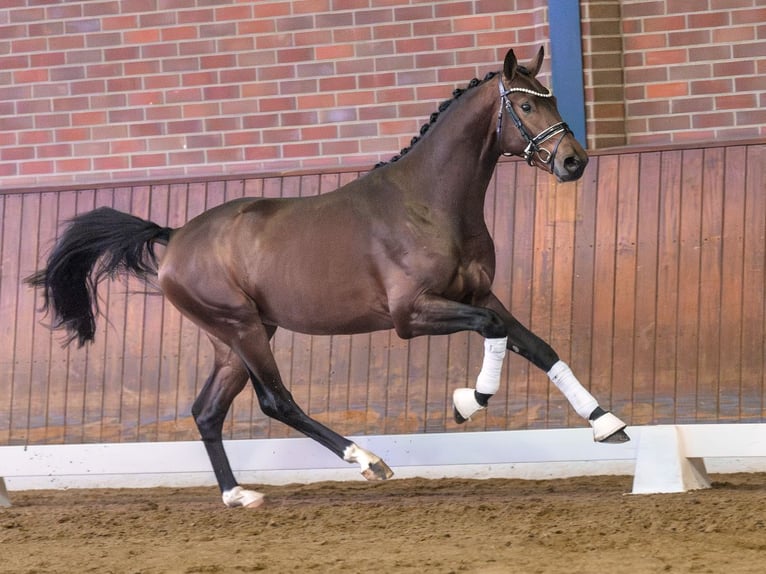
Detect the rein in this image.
<box><xmin>496</xmin><ymin>78</ymin><xmax>571</xmax><ymax>169</ymax></box>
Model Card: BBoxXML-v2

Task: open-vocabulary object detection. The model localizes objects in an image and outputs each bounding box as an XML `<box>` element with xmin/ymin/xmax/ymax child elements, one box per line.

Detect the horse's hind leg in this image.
<box><xmin>234</xmin><ymin>320</ymin><xmax>393</xmax><ymax>482</ymax></box>
<box><xmin>193</xmin><ymin>335</ymin><xmax>265</xmax><ymax>508</ymax></box>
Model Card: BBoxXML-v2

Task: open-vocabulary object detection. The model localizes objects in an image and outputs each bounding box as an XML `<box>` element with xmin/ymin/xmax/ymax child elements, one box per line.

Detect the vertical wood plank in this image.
<box><xmin>508</xmin><ymin>164</ymin><xmax>536</xmax><ymax>428</ymax></box>
<box><xmin>632</xmin><ymin>152</ymin><xmax>661</xmax><ymax>425</ymax></box>
<box><xmin>0</xmin><ymin>194</ymin><xmax>8</xmax><ymax>444</ymax></box>
<box><xmin>100</xmin><ymin>187</ymin><xmax>131</xmax><ymax>442</ymax></box>
<box><xmin>611</xmin><ymin>153</ymin><xmax>640</xmax><ymax>424</ymax></box>
<box><xmin>654</xmin><ymin>151</ymin><xmax>682</xmax><ymax>423</ymax></box>
<box><xmin>718</xmin><ymin>147</ymin><xmax>746</xmax><ymax>421</ymax></box>
<box><xmin>590</xmin><ymin>155</ymin><xmax>618</xmax><ymax>412</ymax></box>
<box><xmin>528</xmin><ymin>172</ymin><xmax>555</xmax><ymax>428</ymax></box>
<box><xmin>13</xmin><ymin>194</ymin><xmax>43</xmax><ymax>443</ymax></box>
<box><xmin>696</xmin><ymin>148</ymin><xmax>724</xmax><ymax>422</ymax></box>
<box><xmin>549</xmin><ymin>177</ymin><xmax>577</xmax><ymax>427</ymax></box>
<box><xmin>570</xmin><ymin>157</ymin><xmax>597</xmax><ymax>423</ymax></box>
<box><xmin>740</xmin><ymin>145</ymin><xmax>765</xmax><ymax>421</ymax></box>
<box><xmin>675</xmin><ymin>149</ymin><xmax>703</xmax><ymax>423</ymax></box>
<box><xmin>488</xmin><ymin>162</ymin><xmax>515</xmax><ymax>430</ymax></box>
<box><xmin>27</xmin><ymin>192</ymin><xmax>58</xmax><ymax>442</ymax></box>
<box><xmin>1</xmin><ymin>194</ymin><xmax>23</xmax><ymax>444</ymax></box>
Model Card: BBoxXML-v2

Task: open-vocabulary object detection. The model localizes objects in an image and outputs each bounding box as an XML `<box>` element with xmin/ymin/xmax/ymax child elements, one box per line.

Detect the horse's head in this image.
<box><xmin>497</xmin><ymin>47</ymin><xmax>588</xmax><ymax>182</ymax></box>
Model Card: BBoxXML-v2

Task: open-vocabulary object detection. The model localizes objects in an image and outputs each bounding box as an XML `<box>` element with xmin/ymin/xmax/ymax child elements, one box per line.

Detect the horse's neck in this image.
<box><xmin>395</xmin><ymin>82</ymin><xmax>500</xmax><ymax>224</ymax></box>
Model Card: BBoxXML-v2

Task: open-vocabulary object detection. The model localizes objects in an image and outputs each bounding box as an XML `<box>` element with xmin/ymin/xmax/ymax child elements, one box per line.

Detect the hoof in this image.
<box><xmin>600</xmin><ymin>428</ymin><xmax>631</xmax><ymax>444</ymax></box>
<box><xmin>222</xmin><ymin>486</ymin><xmax>266</xmax><ymax>509</ymax></box>
<box><xmin>362</xmin><ymin>459</ymin><xmax>394</xmax><ymax>481</ymax></box>
<box><xmin>453</xmin><ymin>405</ymin><xmax>468</xmax><ymax>425</ymax></box>
<box><xmin>591</xmin><ymin>411</ymin><xmax>629</xmax><ymax>443</ymax></box>
<box><xmin>452</xmin><ymin>388</ymin><xmax>485</xmax><ymax>423</ymax></box>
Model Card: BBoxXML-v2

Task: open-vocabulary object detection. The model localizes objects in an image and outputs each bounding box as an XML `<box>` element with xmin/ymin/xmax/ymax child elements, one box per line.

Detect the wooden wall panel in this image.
<box><xmin>1</xmin><ymin>141</ymin><xmax>765</xmax><ymax>447</ymax></box>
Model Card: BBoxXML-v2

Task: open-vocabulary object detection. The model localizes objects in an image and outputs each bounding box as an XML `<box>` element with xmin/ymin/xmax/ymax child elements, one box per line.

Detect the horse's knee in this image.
<box><xmin>255</xmin><ymin>389</ymin><xmax>300</xmax><ymax>423</ymax></box>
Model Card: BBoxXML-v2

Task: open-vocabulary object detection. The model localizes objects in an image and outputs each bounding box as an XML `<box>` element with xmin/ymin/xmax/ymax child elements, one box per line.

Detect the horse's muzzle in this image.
<box><xmin>555</xmin><ymin>153</ymin><xmax>588</xmax><ymax>182</ymax></box>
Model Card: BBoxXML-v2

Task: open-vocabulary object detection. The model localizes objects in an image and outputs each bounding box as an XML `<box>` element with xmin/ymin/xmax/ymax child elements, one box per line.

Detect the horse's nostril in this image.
<box><xmin>564</xmin><ymin>155</ymin><xmax>587</xmax><ymax>176</ymax></box>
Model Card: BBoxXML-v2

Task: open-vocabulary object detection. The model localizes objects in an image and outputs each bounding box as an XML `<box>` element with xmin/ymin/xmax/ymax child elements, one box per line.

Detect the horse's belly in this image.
<box><xmin>251</xmin><ymin>264</ymin><xmax>393</xmax><ymax>336</ymax></box>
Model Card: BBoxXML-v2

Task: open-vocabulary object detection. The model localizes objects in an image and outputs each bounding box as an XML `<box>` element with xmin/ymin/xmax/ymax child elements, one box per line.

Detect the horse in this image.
<box><xmin>27</xmin><ymin>47</ymin><xmax>628</xmax><ymax>508</ymax></box>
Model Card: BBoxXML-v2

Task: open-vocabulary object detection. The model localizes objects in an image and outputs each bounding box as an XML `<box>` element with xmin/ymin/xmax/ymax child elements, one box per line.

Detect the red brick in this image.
<box><xmin>252</xmin><ymin>2</ymin><xmax>292</xmax><ymax>18</ymax></box>
<box><xmin>71</xmin><ymin>110</ymin><xmax>106</xmax><ymax>126</ymax></box>
<box><xmin>713</xmin><ymin>26</ymin><xmax>755</xmax><ymax>44</ymax></box>
<box><xmin>244</xmin><ymin>146</ymin><xmax>280</xmax><ymax>162</ymax></box>
<box><xmin>162</xmin><ymin>26</ymin><xmax>198</xmax><ymax>41</ymax></box>
<box><xmin>715</xmin><ymin>94</ymin><xmax>757</xmax><ymax>110</ymax></box>
<box><xmin>355</xmin><ymin>9</ymin><xmax>393</xmax><ymax>26</ymax></box>
<box><xmin>122</xmin><ymin>28</ymin><xmax>162</xmax><ymax>44</ymax></box>
<box><xmin>690</xmin><ymin>78</ymin><xmax>733</xmax><ymax>95</ymax></box>
<box><xmin>20</xmin><ymin>160</ymin><xmax>54</xmax><ymax>174</ymax></box>
<box><xmin>436</xmin><ymin>34</ymin><xmax>475</xmax><ymax>50</ymax></box>
<box><xmin>139</xmin><ymin>11</ymin><xmax>176</xmax><ymax>28</ymax></box>
<box><xmin>283</xmin><ymin>142</ymin><xmax>320</xmax><ymax>158</ymax></box>
<box><xmin>178</xmin><ymin>9</ymin><xmax>214</xmax><ymax>24</ymax></box>
<box><xmin>215</xmin><ymin>4</ymin><xmax>252</xmax><ymax>21</ymax></box>
<box><xmin>278</xmin><ymin>48</ymin><xmax>314</xmax><ymax>63</ymax></box>
<box><xmin>131</xmin><ymin>153</ymin><xmax>166</xmax><ymax>168</ymax></box>
<box><xmin>334</xmin><ymin>26</ymin><xmax>372</xmax><ymax>43</ymax></box>
<box><xmin>182</xmin><ymin>102</ymin><xmax>221</xmax><ymax>118</ymax></box>
<box><xmin>183</xmin><ymin>71</ymin><xmax>218</xmax><ymax>87</ymax></box>
<box><xmin>732</xmin><ymin>8</ymin><xmax>766</xmax><ymax>25</ymax></box>
<box><xmin>646</xmin><ymin>82</ymin><xmax>688</xmax><ymax>98</ymax></box>
<box><xmin>93</xmin><ymin>156</ymin><xmax>129</xmax><ymax>171</ymax></box>
<box><xmin>644</xmin><ymin>49</ymin><xmax>686</xmax><ymax>66</ymax></box>
<box><xmin>201</xmin><ymin>54</ymin><xmax>237</xmax><ymax>69</ymax></box>
<box><xmin>374</xmin><ymin>23</ymin><xmax>413</xmax><ymax>40</ymax></box>
<box><xmin>37</xmin><ymin>143</ymin><xmax>71</xmax><ymax>158</ymax></box>
<box><xmin>1</xmin><ymin>146</ymin><xmax>34</xmax><ymax>161</ymax></box>
<box><xmin>300</xmin><ymin>125</ymin><xmax>337</xmax><ymax>140</ymax></box>
<box><xmin>692</xmin><ymin>112</ymin><xmax>734</xmax><ymax>128</ymax></box>
<box><xmin>292</xmin><ymin>0</ymin><xmax>331</xmax><ymax>14</ymax></box>
<box><xmin>166</xmin><ymin>119</ymin><xmax>203</xmax><ymax>134</ymax></box>
<box><xmin>19</xmin><ymin>130</ymin><xmax>52</xmax><ymax>145</ymax></box>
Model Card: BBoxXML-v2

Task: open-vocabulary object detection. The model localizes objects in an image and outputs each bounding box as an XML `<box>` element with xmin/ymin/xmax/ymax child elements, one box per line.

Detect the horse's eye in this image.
<box><xmin>521</xmin><ymin>102</ymin><xmax>532</xmax><ymax>113</ymax></box>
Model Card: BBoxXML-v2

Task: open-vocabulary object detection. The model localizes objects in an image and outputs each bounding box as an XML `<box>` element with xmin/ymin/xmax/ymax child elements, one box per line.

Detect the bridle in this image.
<box><xmin>496</xmin><ymin>77</ymin><xmax>571</xmax><ymax>169</ymax></box>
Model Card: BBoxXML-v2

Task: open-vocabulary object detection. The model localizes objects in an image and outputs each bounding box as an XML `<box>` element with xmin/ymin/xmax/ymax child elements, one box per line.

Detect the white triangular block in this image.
<box><xmin>0</xmin><ymin>477</ymin><xmax>11</xmax><ymax>507</ymax></box>
<box><xmin>632</xmin><ymin>425</ymin><xmax>712</xmax><ymax>494</ymax></box>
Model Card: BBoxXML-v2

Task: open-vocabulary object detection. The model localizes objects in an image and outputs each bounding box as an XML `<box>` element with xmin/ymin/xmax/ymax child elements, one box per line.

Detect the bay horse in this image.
<box><xmin>28</xmin><ymin>47</ymin><xmax>628</xmax><ymax>508</ymax></box>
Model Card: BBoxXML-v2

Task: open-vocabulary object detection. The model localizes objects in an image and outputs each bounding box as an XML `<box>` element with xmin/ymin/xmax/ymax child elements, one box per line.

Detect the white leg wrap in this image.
<box><xmin>222</xmin><ymin>486</ymin><xmax>265</xmax><ymax>509</ymax></box>
<box><xmin>475</xmin><ymin>337</ymin><xmax>507</xmax><ymax>395</ymax></box>
<box><xmin>547</xmin><ymin>360</ymin><xmax>598</xmax><ymax>420</ymax></box>
<box><xmin>453</xmin><ymin>337</ymin><xmax>507</xmax><ymax>421</ymax></box>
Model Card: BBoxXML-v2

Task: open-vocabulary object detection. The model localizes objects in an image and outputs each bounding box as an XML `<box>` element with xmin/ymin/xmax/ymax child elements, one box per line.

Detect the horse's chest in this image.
<box><xmin>403</xmin><ymin>242</ymin><xmax>493</xmax><ymax>302</ymax></box>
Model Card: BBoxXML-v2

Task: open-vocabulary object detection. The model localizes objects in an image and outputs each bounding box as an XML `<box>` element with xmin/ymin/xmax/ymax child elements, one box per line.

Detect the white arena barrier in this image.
<box><xmin>0</xmin><ymin>477</ymin><xmax>11</xmax><ymax>507</ymax></box>
<box><xmin>0</xmin><ymin>424</ymin><xmax>764</xmax><ymax>504</ymax></box>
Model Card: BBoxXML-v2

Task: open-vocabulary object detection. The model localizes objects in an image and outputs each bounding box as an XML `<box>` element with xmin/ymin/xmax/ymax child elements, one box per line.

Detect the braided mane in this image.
<box><xmin>374</xmin><ymin>71</ymin><xmax>500</xmax><ymax>168</ymax></box>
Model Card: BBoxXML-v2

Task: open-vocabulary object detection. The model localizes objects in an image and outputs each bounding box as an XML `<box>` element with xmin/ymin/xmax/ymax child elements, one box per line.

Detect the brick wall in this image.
<box><xmin>0</xmin><ymin>0</ymin><xmax>550</xmax><ymax>189</ymax></box>
<box><xmin>581</xmin><ymin>0</ymin><xmax>627</xmax><ymax>149</ymax></box>
<box><xmin>621</xmin><ymin>0</ymin><xmax>766</xmax><ymax>145</ymax></box>
<box><xmin>1</xmin><ymin>1</ymin><xmax>764</xmax><ymax>189</ymax></box>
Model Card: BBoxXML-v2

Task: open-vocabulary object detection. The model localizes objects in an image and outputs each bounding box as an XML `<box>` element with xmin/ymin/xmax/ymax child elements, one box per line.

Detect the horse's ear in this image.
<box><xmin>503</xmin><ymin>48</ymin><xmax>518</xmax><ymax>82</ymax></box>
<box><xmin>528</xmin><ymin>46</ymin><xmax>545</xmax><ymax>77</ymax></box>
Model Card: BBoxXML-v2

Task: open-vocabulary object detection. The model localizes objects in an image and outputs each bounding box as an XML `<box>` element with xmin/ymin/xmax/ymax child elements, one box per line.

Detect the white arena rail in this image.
<box><xmin>1</xmin><ymin>424</ymin><xmax>764</xmax><ymax>506</ymax></box>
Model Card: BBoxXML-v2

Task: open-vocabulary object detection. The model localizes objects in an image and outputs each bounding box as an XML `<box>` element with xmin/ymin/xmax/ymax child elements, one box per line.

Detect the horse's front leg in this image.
<box><xmin>391</xmin><ymin>294</ymin><xmax>511</xmax><ymax>422</ymax></box>
<box><xmin>473</xmin><ymin>293</ymin><xmax>629</xmax><ymax>443</ymax></box>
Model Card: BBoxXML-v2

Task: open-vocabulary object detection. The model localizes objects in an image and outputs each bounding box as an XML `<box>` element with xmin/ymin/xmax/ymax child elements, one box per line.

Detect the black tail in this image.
<box><xmin>26</xmin><ymin>207</ymin><xmax>174</xmax><ymax>347</ymax></box>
